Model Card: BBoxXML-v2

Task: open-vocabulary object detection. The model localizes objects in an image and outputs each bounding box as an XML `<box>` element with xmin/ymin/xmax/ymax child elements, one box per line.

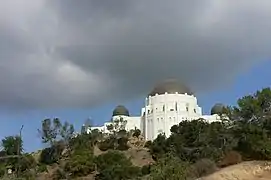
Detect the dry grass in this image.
<box><xmin>218</xmin><ymin>151</ymin><xmax>242</xmax><ymax>168</ymax></box>
<box><xmin>200</xmin><ymin>161</ymin><xmax>271</xmax><ymax>180</ymax></box>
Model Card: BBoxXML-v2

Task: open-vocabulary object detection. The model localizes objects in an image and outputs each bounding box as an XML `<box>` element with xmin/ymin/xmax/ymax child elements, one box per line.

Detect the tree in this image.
<box><xmin>94</xmin><ymin>151</ymin><xmax>141</xmax><ymax>180</ymax></box>
<box><xmin>133</xmin><ymin>129</ymin><xmax>141</xmax><ymax>138</ymax></box>
<box><xmin>0</xmin><ymin>135</ymin><xmax>36</xmax><ymax>177</ymax></box>
<box><xmin>228</xmin><ymin>88</ymin><xmax>271</xmax><ymax>160</ymax></box>
<box><xmin>148</xmin><ymin>154</ymin><xmax>189</xmax><ymax>180</ymax></box>
<box><xmin>106</xmin><ymin>124</ymin><xmax>114</xmax><ymax>133</ymax></box>
<box><xmin>38</xmin><ymin>118</ymin><xmax>61</xmax><ymax>145</ymax></box>
<box><xmin>1</xmin><ymin>136</ymin><xmax>23</xmax><ymax>156</ymax></box>
<box><xmin>64</xmin><ymin>148</ymin><xmax>95</xmax><ymax>178</ymax></box>
<box><xmin>38</xmin><ymin>118</ymin><xmax>74</xmax><ymax>146</ymax></box>
<box><xmin>233</xmin><ymin>87</ymin><xmax>271</xmax><ymax>122</ymax></box>
<box><xmin>60</xmin><ymin>121</ymin><xmax>75</xmax><ymax>144</ymax></box>
<box><xmin>39</xmin><ymin>140</ymin><xmax>66</xmax><ymax>165</ymax></box>
<box><xmin>69</xmin><ymin>133</ymin><xmax>93</xmax><ymax>150</ymax></box>
<box><xmin>1</xmin><ymin>135</ymin><xmax>23</xmax><ymax>175</ymax></box>
<box><xmin>38</xmin><ymin>119</ymin><xmax>75</xmax><ymax>165</ymax></box>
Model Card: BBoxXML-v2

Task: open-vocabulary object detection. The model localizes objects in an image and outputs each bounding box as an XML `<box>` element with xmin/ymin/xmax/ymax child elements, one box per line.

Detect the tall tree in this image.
<box><xmin>233</xmin><ymin>87</ymin><xmax>271</xmax><ymax>122</ymax></box>
<box><xmin>38</xmin><ymin>118</ymin><xmax>62</xmax><ymax>145</ymax></box>
<box><xmin>60</xmin><ymin>121</ymin><xmax>75</xmax><ymax>144</ymax></box>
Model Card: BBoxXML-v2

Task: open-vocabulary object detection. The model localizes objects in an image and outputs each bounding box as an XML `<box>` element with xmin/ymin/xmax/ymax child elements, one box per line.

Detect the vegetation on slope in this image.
<box><xmin>0</xmin><ymin>87</ymin><xmax>271</xmax><ymax>179</ymax></box>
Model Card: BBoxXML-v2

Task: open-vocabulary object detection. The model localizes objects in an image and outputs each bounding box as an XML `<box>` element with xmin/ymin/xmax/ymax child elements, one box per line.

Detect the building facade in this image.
<box><xmin>89</xmin><ymin>80</ymin><xmax>225</xmax><ymax>141</ymax></box>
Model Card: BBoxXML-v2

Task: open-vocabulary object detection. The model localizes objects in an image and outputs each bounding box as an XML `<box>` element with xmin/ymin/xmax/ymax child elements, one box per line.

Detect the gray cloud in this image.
<box><xmin>0</xmin><ymin>0</ymin><xmax>270</xmax><ymax>109</ymax></box>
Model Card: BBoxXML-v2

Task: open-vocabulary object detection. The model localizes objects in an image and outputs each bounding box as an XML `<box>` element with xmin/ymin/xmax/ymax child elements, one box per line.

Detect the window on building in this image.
<box><xmin>170</xmin><ymin>109</ymin><xmax>174</xmax><ymax>111</ymax></box>
<box><xmin>194</xmin><ymin>109</ymin><xmax>196</xmax><ymax>113</ymax></box>
<box><xmin>175</xmin><ymin>102</ymin><xmax>178</xmax><ymax>111</ymax></box>
<box><xmin>186</xmin><ymin>103</ymin><xmax>189</xmax><ymax>112</ymax></box>
<box><xmin>163</xmin><ymin>105</ymin><xmax>165</xmax><ymax>111</ymax></box>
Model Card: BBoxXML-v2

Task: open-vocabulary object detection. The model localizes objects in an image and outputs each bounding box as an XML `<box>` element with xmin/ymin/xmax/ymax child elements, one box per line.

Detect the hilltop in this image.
<box><xmin>1</xmin><ymin>87</ymin><xmax>271</xmax><ymax>179</ymax></box>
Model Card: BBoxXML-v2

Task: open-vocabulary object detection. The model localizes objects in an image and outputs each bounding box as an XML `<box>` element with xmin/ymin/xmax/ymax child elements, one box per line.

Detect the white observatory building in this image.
<box><xmin>89</xmin><ymin>79</ymin><xmax>225</xmax><ymax>141</ymax></box>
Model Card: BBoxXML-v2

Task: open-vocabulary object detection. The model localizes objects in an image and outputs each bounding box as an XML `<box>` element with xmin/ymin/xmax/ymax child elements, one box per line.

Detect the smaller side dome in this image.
<box><xmin>112</xmin><ymin>105</ymin><xmax>130</xmax><ymax>117</ymax></box>
<box><xmin>211</xmin><ymin>103</ymin><xmax>227</xmax><ymax>115</ymax></box>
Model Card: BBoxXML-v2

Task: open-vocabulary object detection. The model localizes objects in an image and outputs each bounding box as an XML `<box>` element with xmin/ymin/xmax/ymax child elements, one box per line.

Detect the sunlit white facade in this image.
<box><xmin>89</xmin><ymin>80</ymin><xmax>223</xmax><ymax>141</ymax></box>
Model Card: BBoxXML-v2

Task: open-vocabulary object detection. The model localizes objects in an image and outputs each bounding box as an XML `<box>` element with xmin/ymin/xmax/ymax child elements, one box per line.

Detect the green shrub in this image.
<box><xmin>39</xmin><ymin>142</ymin><xmax>65</xmax><ymax>165</ymax></box>
<box><xmin>19</xmin><ymin>154</ymin><xmax>37</xmax><ymax>172</ymax></box>
<box><xmin>95</xmin><ymin>150</ymin><xmax>141</xmax><ymax>180</ymax></box>
<box><xmin>64</xmin><ymin>149</ymin><xmax>95</xmax><ymax>178</ymax></box>
<box><xmin>141</xmin><ymin>165</ymin><xmax>151</xmax><ymax>175</ymax></box>
<box><xmin>98</xmin><ymin>137</ymin><xmax>115</xmax><ymax>151</ymax></box>
<box><xmin>117</xmin><ymin>137</ymin><xmax>129</xmax><ymax>151</ymax></box>
<box><xmin>149</xmin><ymin>154</ymin><xmax>189</xmax><ymax>180</ymax></box>
<box><xmin>0</xmin><ymin>163</ymin><xmax>5</xmax><ymax>177</ymax></box>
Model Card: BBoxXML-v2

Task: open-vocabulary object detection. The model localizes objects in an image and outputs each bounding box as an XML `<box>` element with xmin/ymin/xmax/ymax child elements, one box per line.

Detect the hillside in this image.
<box><xmin>1</xmin><ymin>87</ymin><xmax>271</xmax><ymax>179</ymax></box>
<box><xmin>34</xmin><ymin>145</ymin><xmax>154</xmax><ymax>180</ymax></box>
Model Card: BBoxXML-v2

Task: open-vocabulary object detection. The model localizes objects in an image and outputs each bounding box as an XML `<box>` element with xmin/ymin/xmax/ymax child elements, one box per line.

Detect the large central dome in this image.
<box><xmin>148</xmin><ymin>79</ymin><xmax>193</xmax><ymax>96</ymax></box>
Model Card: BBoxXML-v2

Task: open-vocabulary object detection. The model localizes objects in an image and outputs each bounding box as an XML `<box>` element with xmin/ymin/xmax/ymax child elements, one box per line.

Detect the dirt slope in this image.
<box><xmin>200</xmin><ymin>161</ymin><xmax>271</xmax><ymax>180</ymax></box>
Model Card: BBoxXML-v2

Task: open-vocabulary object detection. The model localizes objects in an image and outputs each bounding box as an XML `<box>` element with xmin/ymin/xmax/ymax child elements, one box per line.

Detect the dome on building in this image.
<box><xmin>148</xmin><ymin>79</ymin><xmax>193</xmax><ymax>96</ymax></box>
<box><xmin>112</xmin><ymin>105</ymin><xmax>130</xmax><ymax>117</ymax></box>
<box><xmin>211</xmin><ymin>103</ymin><xmax>227</xmax><ymax>115</ymax></box>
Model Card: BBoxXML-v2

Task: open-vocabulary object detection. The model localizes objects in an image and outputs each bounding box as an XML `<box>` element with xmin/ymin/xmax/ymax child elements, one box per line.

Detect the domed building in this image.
<box><xmin>211</xmin><ymin>103</ymin><xmax>227</xmax><ymax>115</ymax></box>
<box><xmin>90</xmin><ymin>79</ymin><xmax>222</xmax><ymax>140</ymax></box>
<box><xmin>112</xmin><ymin>105</ymin><xmax>130</xmax><ymax>117</ymax></box>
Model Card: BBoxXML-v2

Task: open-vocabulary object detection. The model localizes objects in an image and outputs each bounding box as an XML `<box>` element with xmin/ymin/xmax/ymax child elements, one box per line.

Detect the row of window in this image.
<box><xmin>145</xmin><ymin>107</ymin><xmax>197</xmax><ymax>114</ymax></box>
<box><xmin>147</xmin><ymin>116</ymin><xmax>195</xmax><ymax>122</ymax></box>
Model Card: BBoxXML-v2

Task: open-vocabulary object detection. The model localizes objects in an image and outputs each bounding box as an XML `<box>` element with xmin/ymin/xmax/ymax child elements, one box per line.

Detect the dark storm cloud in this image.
<box><xmin>0</xmin><ymin>0</ymin><xmax>270</xmax><ymax>109</ymax></box>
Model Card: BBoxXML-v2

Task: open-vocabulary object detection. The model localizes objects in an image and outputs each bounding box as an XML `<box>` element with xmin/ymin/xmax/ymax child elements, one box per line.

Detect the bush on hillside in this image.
<box><xmin>189</xmin><ymin>158</ymin><xmax>218</xmax><ymax>178</ymax></box>
<box><xmin>97</xmin><ymin>137</ymin><xmax>116</xmax><ymax>151</ymax></box>
<box><xmin>39</xmin><ymin>141</ymin><xmax>65</xmax><ymax>165</ymax></box>
<box><xmin>141</xmin><ymin>165</ymin><xmax>151</xmax><ymax>176</ymax></box>
<box><xmin>148</xmin><ymin>154</ymin><xmax>190</xmax><ymax>180</ymax></box>
<box><xmin>19</xmin><ymin>154</ymin><xmax>37</xmax><ymax>172</ymax></box>
<box><xmin>98</xmin><ymin>135</ymin><xmax>130</xmax><ymax>151</ymax></box>
<box><xmin>94</xmin><ymin>150</ymin><xmax>141</xmax><ymax>180</ymax></box>
<box><xmin>117</xmin><ymin>137</ymin><xmax>129</xmax><ymax>151</ymax></box>
<box><xmin>69</xmin><ymin>133</ymin><xmax>93</xmax><ymax>150</ymax></box>
<box><xmin>64</xmin><ymin>149</ymin><xmax>95</xmax><ymax>178</ymax></box>
<box><xmin>218</xmin><ymin>151</ymin><xmax>242</xmax><ymax>168</ymax></box>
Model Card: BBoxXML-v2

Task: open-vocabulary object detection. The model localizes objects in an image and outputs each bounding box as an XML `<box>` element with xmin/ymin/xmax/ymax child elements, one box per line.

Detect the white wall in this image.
<box><xmin>89</xmin><ymin>92</ymin><xmax>222</xmax><ymax>142</ymax></box>
<box><xmin>144</xmin><ymin>92</ymin><xmax>203</xmax><ymax>141</ymax></box>
<box><xmin>112</xmin><ymin>115</ymin><xmax>141</xmax><ymax>131</ymax></box>
<box><xmin>91</xmin><ymin>115</ymin><xmax>142</xmax><ymax>134</ymax></box>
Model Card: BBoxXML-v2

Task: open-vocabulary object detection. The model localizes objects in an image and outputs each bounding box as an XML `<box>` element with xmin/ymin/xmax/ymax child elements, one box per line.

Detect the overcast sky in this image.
<box><xmin>0</xmin><ymin>0</ymin><xmax>270</xmax><ymax>110</ymax></box>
